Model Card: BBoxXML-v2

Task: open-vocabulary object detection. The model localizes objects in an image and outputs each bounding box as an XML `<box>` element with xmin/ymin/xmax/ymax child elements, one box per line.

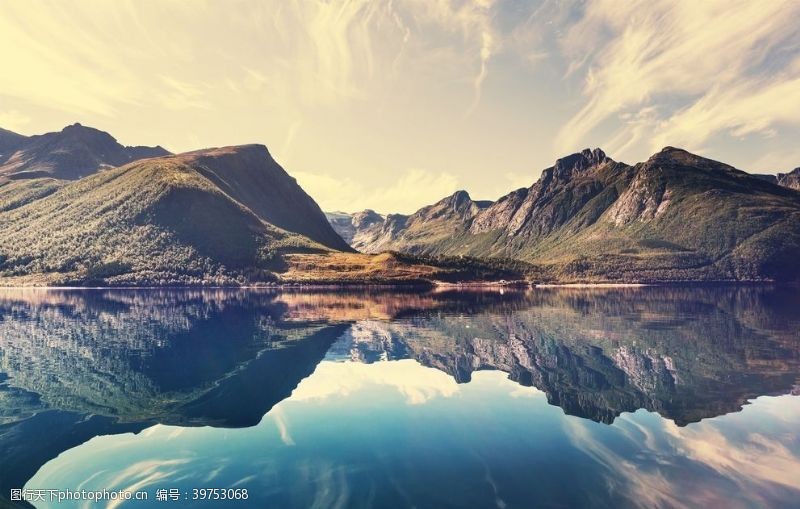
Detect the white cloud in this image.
<box><xmin>294</xmin><ymin>167</ymin><xmax>461</xmax><ymax>214</ymax></box>
<box><xmin>0</xmin><ymin>110</ymin><xmax>31</xmax><ymax>133</ymax></box>
<box><xmin>565</xmin><ymin>396</ymin><xmax>800</xmax><ymax>509</ymax></box>
<box><xmin>557</xmin><ymin>0</ymin><xmax>800</xmax><ymax>159</ymax></box>
<box><xmin>290</xmin><ymin>359</ymin><xmax>461</xmax><ymax>405</ymax></box>
<box><xmin>652</xmin><ymin>75</ymin><xmax>800</xmax><ymax>150</ymax></box>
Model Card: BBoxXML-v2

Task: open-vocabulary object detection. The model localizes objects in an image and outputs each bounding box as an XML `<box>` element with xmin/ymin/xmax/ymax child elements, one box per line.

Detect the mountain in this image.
<box><xmin>335</xmin><ymin>286</ymin><xmax>800</xmax><ymax>426</ymax></box>
<box><xmin>325</xmin><ymin>209</ymin><xmax>384</xmax><ymax>244</ymax></box>
<box><xmin>0</xmin><ymin>145</ymin><xmax>355</xmax><ymax>285</ymax></box>
<box><xmin>780</xmin><ymin>168</ymin><xmax>800</xmax><ymax>190</ymax></box>
<box><xmin>329</xmin><ymin>191</ymin><xmax>493</xmax><ymax>254</ymax></box>
<box><xmin>753</xmin><ymin>168</ymin><xmax>800</xmax><ymax>191</ymax></box>
<box><xmin>333</xmin><ymin>148</ymin><xmax>800</xmax><ymax>282</ymax></box>
<box><xmin>0</xmin><ymin>127</ymin><xmax>27</xmax><ymax>162</ymax></box>
<box><xmin>0</xmin><ymin>123</ymin><xmax>170</xmax><ymax>180</ymax></box>
<box><xmin>0</xmin><ymin>143</ymin><xmax>511</xmax><ymax>286</ymax></box>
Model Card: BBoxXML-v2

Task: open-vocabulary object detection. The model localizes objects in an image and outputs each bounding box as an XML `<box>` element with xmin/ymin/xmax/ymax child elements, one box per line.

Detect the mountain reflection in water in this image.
<box><xmin>0</xmin><ymin>287</ymin><xmax>798</xmax><ymax>508</ymax></box>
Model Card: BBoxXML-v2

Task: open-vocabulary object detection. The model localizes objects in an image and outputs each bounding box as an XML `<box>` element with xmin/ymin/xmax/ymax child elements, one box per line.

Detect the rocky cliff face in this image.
<box><xmin>471</xmin><ymin>148</ymin><xmax>625</xmax><ymax>238</ymax></box>
<box><xmin>0</xmin><ymin>123</ymin><xmax>170</xmax><ymax>180</ymax></box>
<box><xmin>335</xmin><ymin>147</ymin><xmax>800</xmax><ymax>282</ymax></box>
<box><xmin>779</xmin><ymin>168</ymin><xmax>800</xmax><ymax>190</ymax></box>
<box><xmin>326</xmin><ymin>209</ymin><xmax>384</xmax><ymax>244</ymax></box>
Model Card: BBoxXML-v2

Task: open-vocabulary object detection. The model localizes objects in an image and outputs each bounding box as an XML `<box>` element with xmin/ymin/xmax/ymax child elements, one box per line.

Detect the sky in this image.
<box><xmin>2</xmin><ymin>0</ymin><xmax>800</xmax><ymax>214</ymax></box>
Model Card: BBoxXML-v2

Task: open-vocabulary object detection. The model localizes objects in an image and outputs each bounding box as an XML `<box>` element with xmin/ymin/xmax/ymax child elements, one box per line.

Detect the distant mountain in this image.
<box><xmin>335</xmin><ymin>286</ymin><xmax>800</xmax><ymax>426</ymax></box>
<box><xmin>0</xmin><ymin>145</ymin><xmax>354</xmax><ymax>285</ymax></box>
<box><xmin>755</xmin><ymin>167</ymin><xmax>800</xmax><ymax>191</ymax></box>
<box><xmin>0</xmin><ymin>123</ymin><xmax>170</xmax><ymax>180</ymax></box>
<box><xmin>325</xmin><ymin>209</ymin><xmax>384</xmax><ymax>244</ymax></box>
<box><xmin>0</xmin><ymin>127</ymin><xmax>27</xmax><ymax>161</ymax></box>
<box><xmin>781</xmin><ymin>168</ymin><xmax>800</xmax><ymax>190</ymax></box>
<box><xmin>329</xmin><ymin>191</ymin><xmax>493</xmax><ymax>254</ymax></box>
<box><xmin>331</xmin><ymin>148</ymin><xmax>800</xmax><ymax>282</ymax></box>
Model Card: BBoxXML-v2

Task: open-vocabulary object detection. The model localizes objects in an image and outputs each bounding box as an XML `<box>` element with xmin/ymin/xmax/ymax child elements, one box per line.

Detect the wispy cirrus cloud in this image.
<box><xmin>293</xmin><ymin>167</ymin><xmax>461</xmax><ymax>215</ymax></box>
<box><xmin>557</xmin><ymin>0</ymin><xmax>800</xmax><ymax>163</ymax></box>
<box><xmin>4</xmin><ymin>0</ymin><xmax>799</xmax><ymax>211</ymax></box>
<box><xmin>0</xmin><ymin>110</ymin><xmax>31</xmax><ymax>132</ymax></box>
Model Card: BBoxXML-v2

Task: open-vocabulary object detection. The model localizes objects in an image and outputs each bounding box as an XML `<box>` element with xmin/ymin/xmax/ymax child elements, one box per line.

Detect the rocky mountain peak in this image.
<box><xmin>0</xmin><ymin>123</ymin><xmax>171</xmax><ymax>180</ymax></box>
<box><xmin>647</xmin><ymin>147</ymin><xmax>738</xmax><ymax>173</ymax></box>
<box><xmin>352</xmin><ymin>209</ymin><xmax>384</xmax><ymax>229</ymax></box>
<box><xmin>60</xmin><ymin>122</ymin><xmax>116</xmax><ymax>142</ymax></box>
<box><xmin>777</xmin><ymin>167</ymin><xmax>800</xmax><ymax>191</ymax></box>
<box><xmin>546</xmin><ymin>148</ymin><xmax>611</xmax><ymax>183</ymax></box>
<box><xmin>442</xmin><ymin>190</ymin><xmax>473</xmax><ymax>210</ymax></box>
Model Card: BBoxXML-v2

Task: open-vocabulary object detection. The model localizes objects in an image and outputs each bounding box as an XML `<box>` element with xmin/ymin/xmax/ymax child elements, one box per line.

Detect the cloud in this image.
<box><xmin>272</xmin><ymin>407</ymin><xmax>296</xmax><ymax>446</ymax></box>
<box><xmin>224</xmin><ymin>0</ymin><xmax>502</xmax><ymax>114</ymax></box>
<box><xmin>651</xmin><ymin>75</ymin><xmax>800</xmax><ymax>150</ymax></box>
<box><xmin>0</xmin><ymin>1</ymin><xmax>151</xmax><ymax>117</ymax></box>
<box><xmin>557</xmin><ymin>0</ymin><xmax>800</xmax><ymax>159</ymax></box>
<box><xmin>747</xmin><ymin>146</ymin><xmax>800</xmax><ymax>174</ymax></box>
<box><xmin>156</xmin><ymin>76</ymin><xmax>211</xmax><ymax>111</ymax></box>
<box><xmin>565</xmin><ymin>396</ymin><xmax>800</xmax><ymax>509</ymax></box>
<box><xmin>290</xmin><ymin>358</ymin><xmax>461</xmax><ymax>405</ymax></box>
<box><xmin>0</xmin><ymin>110</ymin><xmax>31</xmax><ymax>132</ymax></box>
<box><xmin>293</xmin><ymin>167</ymin><xmax>461</xmax><ymax>214</ymax></box>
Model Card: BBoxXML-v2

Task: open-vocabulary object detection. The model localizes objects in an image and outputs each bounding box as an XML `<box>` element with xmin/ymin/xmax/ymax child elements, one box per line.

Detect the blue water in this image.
<box><xmin>1</xmin><ymin>287</ymin><xmax>798</xmax><ymax>508</ymax></box>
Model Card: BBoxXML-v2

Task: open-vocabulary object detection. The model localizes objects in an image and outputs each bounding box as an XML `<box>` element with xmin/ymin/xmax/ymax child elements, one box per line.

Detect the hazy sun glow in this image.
<box><xmin>2</xmin><ymin>0</ymin><xmax>799</xmax><ymax>213</ymax></box>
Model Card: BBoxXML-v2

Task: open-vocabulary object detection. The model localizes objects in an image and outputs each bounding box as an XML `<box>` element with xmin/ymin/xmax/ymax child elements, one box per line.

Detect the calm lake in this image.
<box><xmin>1</xmin><ymin>287</ymin><xmax>799</xmax><ymax>509</ymax></box>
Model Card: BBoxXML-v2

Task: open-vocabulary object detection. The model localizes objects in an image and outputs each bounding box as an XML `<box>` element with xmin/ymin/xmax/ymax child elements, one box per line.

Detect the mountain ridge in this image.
<box><xmin>2</xmin><ymin>122</ymin><xmax>799</xmax><ymax>285</ymax></box>
<box><xmin>754</xmin><ymin>167</ymin><xmax>800</xmax><ymax>191</ymax></box>
<box><xmin>0</xmin><ymin>123</ymin><xmax>170</xmax><ymax>180</ymax></box>
<box><xmin>0</xmin><ymin>144</ymin><xmax>347</xmax><ymax>285</ymax></box>
<box><xmin>328</xmin><ymin>147</ymin><xmax>800</xmax><ymax>282</ymax></box>
<box><xmin>0</xmin><ymin>138</ymin><xmax>508</xmax><ymax>286</ymax></box>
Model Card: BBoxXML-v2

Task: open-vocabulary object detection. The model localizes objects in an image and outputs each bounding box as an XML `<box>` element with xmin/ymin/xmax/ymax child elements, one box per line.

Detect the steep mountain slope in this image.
<box><xmin>173</xmin><ymin>145</ymin><xmax>351</xmax><ymax>251</ymax></box>
<box><xmin>0</xmin><ymin>123</ymin><xmax>169</xmax><ymax>180</ymax></box>
<box><xmin>0</xmin><ymin>177</ymin><xmax>65</xmax><ymax>212</ymax></box>
<box><xmin>0</xmin><ymin>145</ymin><xmax>351</xmax><ymax>285</ymax></box>
<box><xmin>0</xmin><ymin>127</ymin><xmax>27</xmax><ymax>162</ymax></box>
<box><xmin>341</xmin><ymin>148</ymin><xmax>800</xmax><ymax>282</ymax></box>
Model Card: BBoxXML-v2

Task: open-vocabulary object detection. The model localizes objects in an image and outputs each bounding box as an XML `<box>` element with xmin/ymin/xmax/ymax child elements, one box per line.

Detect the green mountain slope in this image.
<box><xmin>0</xmin><ymin>177</ymin><xmax>65</xmax><ymax>212</ymax></box>
<box><xmin>0</xmin><ymin>146</ymin><xmax>350</xmax><ymax>285</ymax></box>
<box><xmin>335</xmin><ymin>148</ymin><xmax>800</xmax><ymax>282</ymax></box>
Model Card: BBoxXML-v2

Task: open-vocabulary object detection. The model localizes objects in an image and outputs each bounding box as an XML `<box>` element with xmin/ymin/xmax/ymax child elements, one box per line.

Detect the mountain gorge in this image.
<box><xmin>330</xmin><ymin>148</ymin><xmax>800</xmax><ymax>282</ymax></box>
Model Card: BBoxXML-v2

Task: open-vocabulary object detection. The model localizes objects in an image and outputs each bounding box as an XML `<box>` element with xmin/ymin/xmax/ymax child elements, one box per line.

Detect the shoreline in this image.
<box><xmin>0</xmin><ymin>280</ymin><xmax>788</xmax><ymax>291</ymax></box>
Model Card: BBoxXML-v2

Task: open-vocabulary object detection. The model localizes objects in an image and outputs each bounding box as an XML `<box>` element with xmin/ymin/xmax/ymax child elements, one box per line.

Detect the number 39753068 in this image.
<box><xmin>191</xmin><ymin>489</ymin><xmax>249</xmax><ymax>501</ymax></box>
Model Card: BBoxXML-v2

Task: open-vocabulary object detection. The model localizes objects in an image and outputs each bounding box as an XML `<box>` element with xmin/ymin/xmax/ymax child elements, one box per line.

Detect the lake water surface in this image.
<box><xmin>1</xmin><ymin>287</ymin><xmax>799</xmax><ymax>508</ymax></box>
